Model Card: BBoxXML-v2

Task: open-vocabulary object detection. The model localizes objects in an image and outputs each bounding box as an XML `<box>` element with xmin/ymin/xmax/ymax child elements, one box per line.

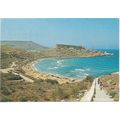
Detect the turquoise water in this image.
<box><xmin>34</xmin><ymin>49</ymin><xmax>119</xmax><ymax>79</ymax></box>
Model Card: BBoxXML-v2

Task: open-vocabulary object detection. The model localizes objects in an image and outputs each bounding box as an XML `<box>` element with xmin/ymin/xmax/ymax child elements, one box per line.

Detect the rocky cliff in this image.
<box><xmin>44</xmin><ymin>44</ymin><xmax>111</xmax><ymax>58</ymax></box>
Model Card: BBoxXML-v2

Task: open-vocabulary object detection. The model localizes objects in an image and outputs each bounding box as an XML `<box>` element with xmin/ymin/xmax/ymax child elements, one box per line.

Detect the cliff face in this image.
<box><xmin>44</xmin><ymin>44</ymin><xmax>109</xmax><ymax>58</ymax></box>
<box><xmin>56</xmin><ymin>44</ymin><xmax>85</xmax><ymax>50</ymax></box>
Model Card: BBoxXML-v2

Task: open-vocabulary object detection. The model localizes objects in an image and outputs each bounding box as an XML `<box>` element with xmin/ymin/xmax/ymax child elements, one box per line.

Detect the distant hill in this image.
<box><xmin>1</xmin><ymin>41</ymin><xmax>48</xmax><ymax>52</ymax></box>
<box><xmin>1</xmin><ymin>43</ymin><xmax>112</xmax><ymax>69</ymax></box>
<box><xmin>43</xmin><ymin>44</ymin><xmax>109</xmax><ymax>58</ymax></box>
<box><xmin>56</xmin><ymin>44</ymin><xmax>86</xmax><ymax>50</ymax></box>
<box><xmin>1</xmin><ymin>44</ymin><xmax>47</xmax><ymax>69</ymax></box>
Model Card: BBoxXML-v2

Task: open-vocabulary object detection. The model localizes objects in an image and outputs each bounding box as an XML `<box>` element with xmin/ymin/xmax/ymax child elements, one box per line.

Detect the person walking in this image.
<box><xmin>98</xmin><ymin>78</ymin><xmax>100</xmax><ymax>84</ymax></box>
<box><xmin>100</xmin><ymin>81</ymin><xmax>103</xmax><ymax>91</ymax></box>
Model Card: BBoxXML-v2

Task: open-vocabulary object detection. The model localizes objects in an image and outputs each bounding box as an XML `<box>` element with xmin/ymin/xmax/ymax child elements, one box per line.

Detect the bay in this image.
<box><xmin>34</xmin><ymin>49</ymin><xmax>119</xmax><ymax>79</ymax></box>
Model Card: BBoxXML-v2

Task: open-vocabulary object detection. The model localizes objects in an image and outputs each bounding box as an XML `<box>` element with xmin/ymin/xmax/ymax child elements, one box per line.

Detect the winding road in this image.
<box><xmin>0</xmin><ymin>62</ymin><xmax>34</xmax><ymax>83</ymax></box>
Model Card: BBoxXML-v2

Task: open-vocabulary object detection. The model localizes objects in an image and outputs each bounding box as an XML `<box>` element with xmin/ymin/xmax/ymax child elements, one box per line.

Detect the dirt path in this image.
<box><xmin>15</xmin><ymin>73</ymin><xmax>34</xmax><ymax>83</ymax></box>
<box><xmin>0</xmin><ymin>62</ymin><xmax>34</xmax><ymax>83</ymax></box>
<box><xmin>80</xmin><ymin>78</ymin><xmax>96</xmax><ymax>102</ymax></box>
<box><xmin>0</xmin><ymin>62</ymin><xmax>16</xmax><ymax>73</ymax></box>
<box><xmin>93</xmin><ymin>78</ymin><xmax>113</xmax><ymax>102</ymax></box>
<box><xmin>80</xmin><ymin>78</ymin><xmax>113</xmax><ymax>102</ymax></box>
<box><xmin>0</xmin><ymin>68</ymin><xmax>14</xmax><ymax>73</ymax></box>
<box><xmin>10</xmin><ymin>61</ymin><xmax>16</xmax><ymax>68</ymax></box>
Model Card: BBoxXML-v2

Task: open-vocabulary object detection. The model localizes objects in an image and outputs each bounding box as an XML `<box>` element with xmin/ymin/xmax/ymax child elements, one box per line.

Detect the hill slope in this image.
<box><xmin>1</xmin><ymin>45</ymin><xmax>46</xmax><ymax>69</ymax></box>
<box><xmin>1</xmin><ymin>41</ymin><xmax>48</xmax><ymax>51</ymax></box>
<box><xmin>44</xmin><ymin>44</ymin><xmax>109</xmax><ymax>58</ymax></box>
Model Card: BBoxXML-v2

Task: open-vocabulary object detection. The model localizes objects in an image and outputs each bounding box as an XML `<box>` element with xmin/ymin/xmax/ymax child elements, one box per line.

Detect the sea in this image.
<box><xmin>34</xmin><ymin>49</ymin><xmax>119</xmax><ymax>79</ymax></box>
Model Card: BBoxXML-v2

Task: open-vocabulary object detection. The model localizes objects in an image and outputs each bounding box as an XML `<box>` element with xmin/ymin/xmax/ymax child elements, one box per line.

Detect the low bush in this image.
<box><xmin>1</xmin><ymin>97</ymin><xmax>13</xmax><ymax>102</ymax></box>
<box><xmin>1</xmin><ymin>73</ymin><xmax>22</xmax><ymax>81</ymax></box>
<box><xmin>46</xmin><ymin>79</ymin><xmax>59</xmax><ymax>85</ymax></box>
<box><xmin>1</xmin><ymin>86</ymin><xmax>12</xmax><ymax>95</ymax></box>
<box><xmin>20</xmin><ymin>96</ymin><xmax>29</xmax><ymax>102</ymax></box>
<box><xmin>109</xmin><ymin>91</ymin><xmax>116</xmax><ymax>98</ymax></box>
<box><xmin>1</xmin><ymin>74</ymin><xmax>94</xmax><ymax>101</ymax></box>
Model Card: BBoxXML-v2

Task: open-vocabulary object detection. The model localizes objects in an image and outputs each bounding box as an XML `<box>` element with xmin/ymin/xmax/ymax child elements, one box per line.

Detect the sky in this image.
<box><xmin>1</xmin><ymin>18</ymin><xmax>119</xmax><ymax>49</ymax></box>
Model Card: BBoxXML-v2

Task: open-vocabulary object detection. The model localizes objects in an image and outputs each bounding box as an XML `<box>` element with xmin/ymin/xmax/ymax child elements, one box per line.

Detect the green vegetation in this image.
<box><xmin>1</xmin><ymin>72</ymin><xmax>93</xmax><ymax>102</ymax></box>
<box><xmin>52</xmin><ymin>76</ymin><xmax>93</xmax><ymax>101</ymax></box>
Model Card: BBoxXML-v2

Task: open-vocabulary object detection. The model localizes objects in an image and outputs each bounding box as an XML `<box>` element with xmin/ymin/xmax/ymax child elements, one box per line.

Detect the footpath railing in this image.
<box><xmin>80</xmin><ymin>78</ymin><xmax>97</xmax><ymax>102</ymax></box>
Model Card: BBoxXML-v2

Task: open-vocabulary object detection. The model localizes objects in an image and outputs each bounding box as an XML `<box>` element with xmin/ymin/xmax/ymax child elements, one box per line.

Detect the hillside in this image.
<box><xmin>44</xmin><ymin>44</ymin><xmax>110</xmax><ymax>58</ymax></box>
<box><xmin>1</xmin><ymin>42</ymin><xmax>111</xmax><ymax>58</ymax></box>
<box><xmin>0</xmin><ymin>43</ymin><xmax>117</xmax><ymax>102</ymax></box>
<box><xmin>99</xmin><ymin>73</ymin><xmax>119</xmax><ymax>101</ymax></box>
<box><xmin>1</xmin><ymin>41</ymin><xmax>48</xmax><ymax>52</ymax></box>
<box><xmin>1</xmin><ymin>45</ymin><xmax>46</xmax><ymax>69</ymax></box>
<box><xmin>1</xmin><ymin>72</ymin><xmax>93</xmax><ymax>101</ymax></box>
<box><xmin>1</xmin><ymin>44</ymin><xmax>94</xmax><ymax>102</ymax></box>
<box><xmin>1</xmin><ymin>43</ymin><xmax>112</xmax><ymax>69</ymax></box>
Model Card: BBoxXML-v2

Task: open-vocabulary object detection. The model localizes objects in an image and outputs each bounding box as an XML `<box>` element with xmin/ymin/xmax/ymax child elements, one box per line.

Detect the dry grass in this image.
<box><xmin>100</xmin><ymin>74</ymin><xmax>119</xmax><ymax>101</ymax></box>
<box><xmin>1</xmin><ymin>72</ymin><xmax>93</xmax><ymax>102</ymax></box>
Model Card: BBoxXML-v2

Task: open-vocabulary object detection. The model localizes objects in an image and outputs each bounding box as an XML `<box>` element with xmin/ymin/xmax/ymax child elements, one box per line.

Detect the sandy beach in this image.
<box><xmin>22</xmin><ymin>60</ymin><xmax>82</xmax><ymax>84</ymax></box>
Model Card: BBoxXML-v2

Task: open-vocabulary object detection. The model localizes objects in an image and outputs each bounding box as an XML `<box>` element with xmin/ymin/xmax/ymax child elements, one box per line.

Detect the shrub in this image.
<box><xmin>84</xmin><ymin>75</ymin><xmax>94</xmax><ymax>82</ymax></box>
<box><xmin>1</xmin><ymin>97</ymin><xmax>13</xmax><ymax>102</ymax></box>
<box><xmin>20</xmin><ymin>96</ymin><xmax>29</xmax><ymax>102</ymax></box>
<box><xmin>46</xmin><ymin>79</ymin><xmax>59</xmax><ymax>85</ymax></box>
<box><xmin>1</xmin><ymin>86</ymin><xmax>12</xmax><ymax>95</ymax></box>
<box><xmin>9</xmin><ymin>75</ymin><xmax>22</xmax><ymax>80</ymax></box>
<box><xmin>109</xmin><ymin>91</ymin><xmax>116</xmax><ymax>98</ymax></box>
<box><xmin>1</xmin><ymin>73</ymin><xmax>22</xmax><ymax>81</ymax></box>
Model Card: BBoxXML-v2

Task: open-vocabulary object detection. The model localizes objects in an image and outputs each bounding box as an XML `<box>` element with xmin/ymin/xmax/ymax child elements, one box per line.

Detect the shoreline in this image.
<box><xmin>32</xmin><ymin>59</ymin><xmax>82</xmax><ymax>80</ymax></box>
<box><xmin>22</xmin><ymin>59</ymin><xmax>82</xmax><ymax>84</ymax></box>
<box><xmin>22</xmin><ymin>56</ymin><xmax>119</xmax><ymax>84</ymax></box>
